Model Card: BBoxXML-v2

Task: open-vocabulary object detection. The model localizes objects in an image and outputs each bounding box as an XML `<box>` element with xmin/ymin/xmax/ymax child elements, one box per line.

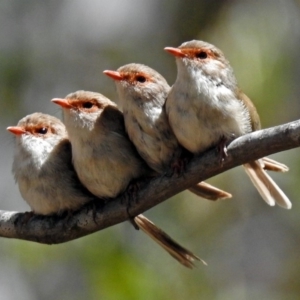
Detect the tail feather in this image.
<box><xmin>188</xmin><ymin>182</ymin><xmax>232</xmax><ymax>201</ymax></box>
<box><xmin>243</xmin><ymin>161</ymin><xmax>292</xmax><ymax>209</ymax></box>
<box><xmin>134</xmin><ymin>214</ymin><xmax>206</xmax><ymax>268</ymax></box>
<box><xmin>262</xmin><ymin>157</ymin><xmax>289</xmax><ymax>173</ymax></box>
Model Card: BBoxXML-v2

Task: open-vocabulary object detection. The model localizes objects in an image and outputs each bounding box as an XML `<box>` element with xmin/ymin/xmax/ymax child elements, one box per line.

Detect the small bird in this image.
<box><xmin>52</xmin><ymin>91</ymin><xmax>203</xmax><ymax>267</ymax></box>
<box><xmin>7</xmin><ymin>113</ymin><xmax>96</xmax><ymax>215</ymax></box>
<box><xmin>165</xmin><ymin>40</ymin><xmax>291</xmax><ymax>209</ymax></box>
<box><xmin>52</xmin><ymin>90</ymin><xmax>150</xmax><ymax>199</ymax></box>
<box><xmin>104</xmin><ymin>63</ymin><xmax>232</xmax><ymax>201</ymax></box>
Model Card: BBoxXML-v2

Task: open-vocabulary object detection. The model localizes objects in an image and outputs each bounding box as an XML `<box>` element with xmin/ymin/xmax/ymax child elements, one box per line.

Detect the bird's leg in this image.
<box><xmin>15</xmin><ymin>211</ymin><xmax>35</xmax><ymax>226</ymax></box>
<box><xmin>169</xmin><ymin>149</ymin><xmax>193</xmax><ymax>177</ymax></box>
<box><xmin>122</xmin><ymin>178</ymin><xmax>147</xmax><ymax>230</ymax></box>
<box><xmin>217</xmin><ymin>134</ymin><xmax>235</xmax><ymax>164</ymax></box>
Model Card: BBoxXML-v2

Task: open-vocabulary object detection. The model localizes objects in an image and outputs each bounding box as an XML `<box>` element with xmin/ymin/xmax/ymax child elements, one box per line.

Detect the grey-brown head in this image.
<box><xmin>165</xmin><ymin>40</ymin><xmax>237</xmax><ymax>89</ymax></box>
<box><xmin>7</xmin><ymin>112</ymin><xmax>67</xmax><ymax>150</ymax></box>
<box><xmin>104</xmin><ymin>63</ymin><xmax>170</xmax><ymax>107</ymax></box>
<box><xmin>52</xmin><ymin>90</ymin><xmax>118</xmax><ymax>131</ymax></box>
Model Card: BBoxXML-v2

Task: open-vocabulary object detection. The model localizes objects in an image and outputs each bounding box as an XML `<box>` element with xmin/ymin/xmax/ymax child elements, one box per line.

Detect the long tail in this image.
<box><xmin>188</xmin><ymin>182</ymin><xmax>232</xmax><ymax>201</ymax></box>
<box><xmin>243</xmin><ymin>160</ymin><xmax>292</xmax><ymax>209</ymax></box>
<box><xmin>134</xmin><ymin>214</ymin><xmax>206</xmax><ymax>268</ymax></box>
<box><xmin>188</xmin><ymin>158</ymin><xmax>286</xmax><ymax>201</ymax></box>
<box><xmin>262</xmin><ymin>157</ymin><xmax>289</xmax><ymax>173</ymax></box>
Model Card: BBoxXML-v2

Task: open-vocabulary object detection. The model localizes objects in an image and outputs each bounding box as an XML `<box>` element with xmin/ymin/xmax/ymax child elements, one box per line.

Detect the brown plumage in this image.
<box><xmin>165</xmin><ymin>40</ymin><xmax>291</xmax><ymax>209</ymax></box>
<box><xmin>8</xmin><ymin>113</ymin><xmax>96</xmax><ymax>215</ymax></box>
<box><xmin>52</xmin><ymin>90</ymin><xmax>204</xmax><ymax>268</ymax></box>
<box><xmin>104</xmin><ymin>63</ymin><xmax>232</xmax><ymax>201</ymax></box>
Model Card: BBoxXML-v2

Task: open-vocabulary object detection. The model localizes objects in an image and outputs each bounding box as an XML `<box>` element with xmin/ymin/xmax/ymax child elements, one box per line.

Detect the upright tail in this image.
<box><xmin>134</xmin><ymin>214</ymin><xmax>206</xmax><ymax>268</ymax></box>
<box><xmin>243</xmin><ymin>160</ymin><xmax>292</xmax><ymax>209</ymax></box>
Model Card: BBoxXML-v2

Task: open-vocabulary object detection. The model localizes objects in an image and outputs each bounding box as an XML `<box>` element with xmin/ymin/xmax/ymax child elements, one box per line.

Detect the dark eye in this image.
<box><xmin>37</xmin><ymin>127</ymin><xmax>48</xmax><ymax>134</ymax></box>
<box><xmin>196</xmin><ymin>51</ymin><xmax>207</xmax><ymax>59</ymax></box>
<box><xmin>136</xmin><ymin>75</ymin><xmax>146</xmax><ymax>83</ymax></box>
<box><xmin>82</xmin><ymin>102</ymin><xmax>94</xmax><ymax>109</ymax></box>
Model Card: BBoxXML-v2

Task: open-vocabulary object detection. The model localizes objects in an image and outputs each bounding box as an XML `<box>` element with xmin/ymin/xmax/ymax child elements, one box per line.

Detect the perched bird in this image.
<box><xmin>52</xmin><ymin>90</ymin><xmax>150</xmax><ymax>199</ymax></box>
<box><xmin>52</xmin><ymin>91</ymin><xmax>204</xmax><ymax>267</ymax></box>
<box><xmin>104</xmin><ymin>64</ymin><xmax>286</xmax><ymax>198</ymax></box>
<box><xmin>7</xmin><ymin>113</ymin><xmax>96</xmax><ymax>215</ymax></box>
<box><xmin>165</xmin><ymin>40</ymin><xmax>291</xmax><ymax>209</ymax></box>
<box><xmin>104</xmin><ymin>63</ymin><xmax>232</xmax><ymax>201</ymax></box>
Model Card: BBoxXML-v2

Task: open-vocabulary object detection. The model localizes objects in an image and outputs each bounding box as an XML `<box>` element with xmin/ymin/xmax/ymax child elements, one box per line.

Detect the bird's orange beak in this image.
<box><xmin>103</xmin><ymin>70</ymin><xmax>123</xmax><ymax>81</ymax></box>
<box><xmin>164</xmin><ymin>47</ymin><xmax>186</xmax><ymax>58</ymax></box>
<box><xmin>7</xmin><ymin>126</ymin><xmax>26</xmax><ymax>136</ymax></box>
<box><xmin>51</xmin><ymin>98</ymin><xmax>72</xmax><ymax>109</ymax></box>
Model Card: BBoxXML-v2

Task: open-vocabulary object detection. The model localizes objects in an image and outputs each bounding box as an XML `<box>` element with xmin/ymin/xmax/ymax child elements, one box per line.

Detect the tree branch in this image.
<box><xmin>1</xmin><ymin>120</ymin><xmax>300</xmax><ymax>244</ymax></box>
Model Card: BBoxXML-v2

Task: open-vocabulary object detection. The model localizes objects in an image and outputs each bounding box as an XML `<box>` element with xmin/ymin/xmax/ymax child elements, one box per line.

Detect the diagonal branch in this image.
<box><xmin>1</xmin><ymin>120</ymin><xmax>300</xmax><ymax>244</ymax></box>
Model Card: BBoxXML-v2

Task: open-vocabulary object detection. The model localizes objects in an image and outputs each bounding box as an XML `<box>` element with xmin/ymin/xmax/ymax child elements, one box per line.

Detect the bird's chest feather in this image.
<box><xmin>169</xmin><ymin>72</ymin><xmax>251</xmax><ymax>153</ymax></box>
<box><xmin>72</xmin><ymin>132</ymin><xmax>141</xmax><ymax>198</ymax></box>
<box><xmin>125</xmin><ymin>103</ymin><xmax>179</xmax><ymax>172</ymax></box>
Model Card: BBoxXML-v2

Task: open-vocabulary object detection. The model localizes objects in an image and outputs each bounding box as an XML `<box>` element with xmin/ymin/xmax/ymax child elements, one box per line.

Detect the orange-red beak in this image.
<box><xmin>164</xmin><ymin>47</ymin><xmax>186</xmax><ymax>58</ymax></box>
<box><xmin>51</xmin><ymin>98</ymin><xmax>72</xmax><ymax>109</ymax></box>
<box><xmin>103</xmin><ymin>70</ymin><xmax>123</xmax><ymax>81</ymax></box>
<box><xmin>7</xmin><ymin>126</ymin><xmax>26</xmax><ymax>136</ymax></box>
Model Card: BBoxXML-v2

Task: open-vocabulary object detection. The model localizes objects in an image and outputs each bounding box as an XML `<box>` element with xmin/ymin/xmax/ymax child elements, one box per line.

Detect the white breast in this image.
<box><xmin>167</xmin><ymin>67</ymin><xmax>251</xmax><ymax>154</ymax></box>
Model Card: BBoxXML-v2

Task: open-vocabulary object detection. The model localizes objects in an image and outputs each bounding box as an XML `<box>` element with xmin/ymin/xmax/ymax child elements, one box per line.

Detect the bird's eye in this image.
<box><xmin>37</xmin><ymin>127</ymin><xmax>48</xmax><ymax>134</ymax></box>
<box><xmin>136</xmin><ymin>75</ymin><xmax>146</xmax><ymax>83</ymax></box>
<box><xmin>82</xmin><ymin>102</ymin><xmax>94</xmax><ymax>109</ymax></box>
<box><xmin>196</xmin><ymin>51</ymin><xmax>208</xmax><ymax>59</ymax></box>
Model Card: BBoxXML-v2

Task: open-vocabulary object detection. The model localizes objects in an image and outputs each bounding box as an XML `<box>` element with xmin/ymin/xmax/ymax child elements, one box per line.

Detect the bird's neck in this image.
<box><xmin>175</xmin><ymin>62</ymin><xmax>212</xmax><ymax>101</ymax></box>
<box><xmin>13</xmin><ymin>137</ymin><xmax>52</xmax><ymax>179</ymax></box>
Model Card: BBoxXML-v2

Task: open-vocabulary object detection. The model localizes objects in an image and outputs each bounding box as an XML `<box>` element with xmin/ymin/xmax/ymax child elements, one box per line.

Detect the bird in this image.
<box><xmin>52</xmin><ymin>90</ymin><xmax>150</xmax><ymax>199</ymax></box>
<box><xmin>103</xmin><ymin>63</ymin><xmax>232</xmax><ymax>201</ymax></box>
<box><xmin>164</xmin><ymin>40</ymin><xmax>291</xmax><ymax>209</ymax></box>
<box><xmin>52</xmin><ymin>90</ymin><xmax>204</xmax><ymax>267</ymax></box>
<box><xmin>7</xmin><ymin>112</ymin><xmax>96</xmax><ymax>215</ymax></box>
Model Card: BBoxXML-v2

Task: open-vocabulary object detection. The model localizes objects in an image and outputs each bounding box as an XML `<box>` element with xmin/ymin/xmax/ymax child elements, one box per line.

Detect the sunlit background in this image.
<box><xmin>1</xmin><ymin>0</ymin><xmax>300</xmax><ymax>299</ymax></box>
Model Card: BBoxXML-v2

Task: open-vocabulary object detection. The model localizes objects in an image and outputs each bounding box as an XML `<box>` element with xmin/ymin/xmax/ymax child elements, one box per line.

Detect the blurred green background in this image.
<box><xmin>1</xmin><ymin>0</ymin><xmax>300</xmax><ymax>299</ymax></box>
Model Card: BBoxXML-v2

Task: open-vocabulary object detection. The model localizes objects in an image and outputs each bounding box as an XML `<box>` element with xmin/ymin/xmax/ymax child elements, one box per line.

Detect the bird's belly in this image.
<box><xmin>18</xmin><ymin>179</ymin><xmax>60</xmax><ymax>215</ymax></box>
<box><xmin>76</xmin><ymin>162</ymin><xmax>129</xmax><ymax>199</ymax></box>
<box><xmin>172</xmin><ymin>107</ymin><xmax>249</xmax><ymax>154</ymax></box>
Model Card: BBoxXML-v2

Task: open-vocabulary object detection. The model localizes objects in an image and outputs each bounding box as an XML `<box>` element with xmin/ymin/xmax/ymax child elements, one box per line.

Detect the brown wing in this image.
<box><xmin>99</xmin><ymin>105</ymin><xmax>127</xmax><ymax>134</ymax></box>
<box><xmin>238</xmin><ymin>90</ymin><xmax>261</xmax><ymax>131</ymax></box>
